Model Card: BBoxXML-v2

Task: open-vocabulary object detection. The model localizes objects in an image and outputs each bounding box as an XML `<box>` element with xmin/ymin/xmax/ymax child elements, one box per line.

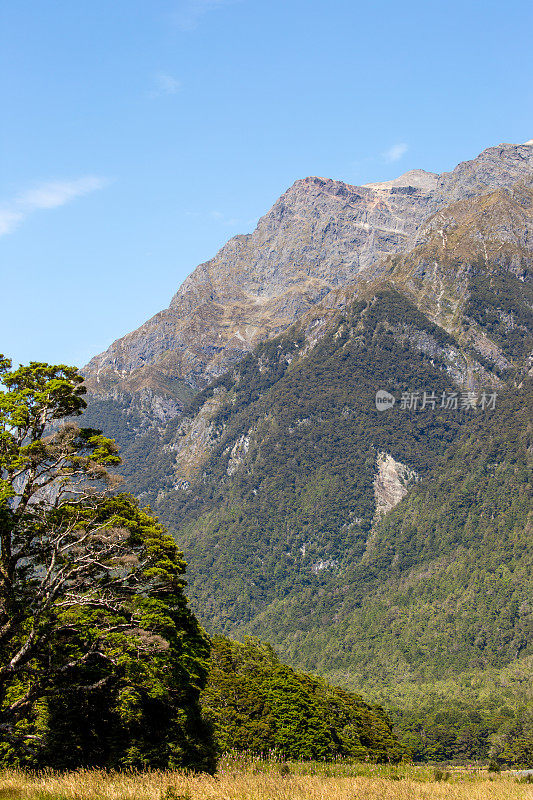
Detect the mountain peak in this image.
<box><xmin>282</xmin><ymin>175</ymin><xmax>361</xmax><ymax>198</ymax></box>
<box><xmin>83</xmin><ymin>140</ymin><xmax>533</xmax><ymax>410</ymax></box>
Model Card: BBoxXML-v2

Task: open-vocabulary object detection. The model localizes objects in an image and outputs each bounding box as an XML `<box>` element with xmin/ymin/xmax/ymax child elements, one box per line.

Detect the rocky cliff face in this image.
<box><xmin>367</xmin><ymin>177</ymin><xmax>533</xmax><ymax>376</ymax></box>
<box><xmin>83</xmin><ymin>142</ymin><xmax>533</xmax><ymax>416</ymax></box>
<box><xmin>84</xmin><ymin>175</ymin><xmax>435</xmax><ymax>403</ymax></box>
<box><xmin>373</xmin><ymin>452</ymin><xmax>419</xmax><ymax>519</ymax></box>
<box><xmin>433</xmin><ymin>142</ymin><xmax>533</xmax><ymax>207</ymax></box>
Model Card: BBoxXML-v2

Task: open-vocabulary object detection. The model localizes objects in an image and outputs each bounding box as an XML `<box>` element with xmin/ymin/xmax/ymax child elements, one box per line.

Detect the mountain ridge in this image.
<box><xmin>83</xmin><ymin>141</ymin><xmax>533</xmax><ymax>425</ymax></box>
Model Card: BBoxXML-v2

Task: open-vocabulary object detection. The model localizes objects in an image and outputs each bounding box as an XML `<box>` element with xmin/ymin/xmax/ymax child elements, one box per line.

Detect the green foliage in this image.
<box><xmin>26</xmin><ymin>494</ymin><xmax>216</xmax><ymax>772</ymax></box>
<box><xmin>0</xmin><ymin>356</ymin><xmax>215</xmax><ymax>771</ymax></box>
<box><xmin>465</xmin><ymin>261</ymin><xmax>533</xmax><ymax>362</ymax></box>
<box><xmin>383</xmin><ymin>686</ymin><xmax>532</xmax><ymax>765</ymax></box>
<box><xmin>314</xmin><ymin>385</ymin><xmax>532</xmax><ymax>678</ymax></box>
<box><xmin>202</xmin><ymin>636</ymin><xmax>402</xmax><ymax>762</ymax></box>
<box><xmin>252</xmin><ymin>385</ymin><xmax>532</xmax><ymax>764</ymax></box>
<box><xmin>82</xmin><ymin>277</ymin><xmax>532</xmax><ymax>766</ymax></box>
<box><xmin>153</xmin><ymin>298</ymin><xmax>529</xmax><ymax>765</ymax></box>
<box><xmin>0</xmin><ymin>358</ymin><xmax>90</xmax><ymax>504</ymax></box>
<box><xmin>500</xmin><ymin>730</ymin><xmax>533</xmax><ymax>769</ymax></box>
<box><xmin>157</xmin><ymin>292</ymin><xmax>466</xmax><ymax>630</ymax></box>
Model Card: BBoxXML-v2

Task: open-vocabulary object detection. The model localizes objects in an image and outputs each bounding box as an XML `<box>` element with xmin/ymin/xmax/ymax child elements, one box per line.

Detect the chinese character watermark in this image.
<box><xmin>375</xmin><ymin>389</ymin><xmax>498</xmax><ymax>412</ymax></box>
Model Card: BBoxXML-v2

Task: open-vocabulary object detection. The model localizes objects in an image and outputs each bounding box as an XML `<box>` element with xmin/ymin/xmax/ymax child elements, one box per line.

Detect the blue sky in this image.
<box><xmin>1</xmin><ymin>0</ymin><xmax>532</xmax><ymax>368</ymax></box>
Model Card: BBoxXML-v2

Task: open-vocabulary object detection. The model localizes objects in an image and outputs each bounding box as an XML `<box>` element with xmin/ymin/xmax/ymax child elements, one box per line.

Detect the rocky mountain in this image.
<box><xmin>79</xmin><ymin>140</ymin><xmax>533</xmax><ymax>762</ymax></box>
<box><xmin>83</xmin><ymin>142</ymin><xmax>533</xmax><ymax>424</ymax></box>
<box><xmin>84</xmin><ymin>175</ymin><xmax>435</xmax><ymax>418</ymax></box>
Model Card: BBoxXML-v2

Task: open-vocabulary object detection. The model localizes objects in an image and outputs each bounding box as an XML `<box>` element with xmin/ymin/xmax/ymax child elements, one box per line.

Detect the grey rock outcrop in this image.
<box><xmin>434</xmin><ymin>141</ymin><xmax>533</xmax><ymax>208</ymax></box>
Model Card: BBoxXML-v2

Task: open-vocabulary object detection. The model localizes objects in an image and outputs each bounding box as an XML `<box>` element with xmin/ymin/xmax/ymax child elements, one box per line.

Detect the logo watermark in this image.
<box><xmin>375</xmin><ymin>390</ymin><xmax>396</xmax><ymax>411</ymax></box>
<box><xmin>375</xmin><ymin>389</ymin><xmax>498</xmax><ymax>412</ymax></box>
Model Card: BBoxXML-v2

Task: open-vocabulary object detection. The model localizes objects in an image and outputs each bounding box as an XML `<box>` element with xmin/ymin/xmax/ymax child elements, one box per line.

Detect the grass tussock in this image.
<box><xmin>0</xmin><ymin>761</ymin><xmax>531</xmax><ymax>800</ymax></box>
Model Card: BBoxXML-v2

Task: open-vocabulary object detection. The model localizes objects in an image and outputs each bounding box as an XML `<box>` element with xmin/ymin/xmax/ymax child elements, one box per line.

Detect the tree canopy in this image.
<box><xmin>202</xmin><ymin>636</ymin><xmax>402</xmax><ymax>762</ymax></box>
<box><xmin>0</xmin><ymin>357</ymin><xmax>215</xmax><ymax>770</ymax></box>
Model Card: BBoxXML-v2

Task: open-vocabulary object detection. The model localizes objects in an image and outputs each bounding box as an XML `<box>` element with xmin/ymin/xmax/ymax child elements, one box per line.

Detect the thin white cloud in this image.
<box><xmin>0</xmin><ymin>210</ymin><xmax>24</xmax><ymax>237</ymax></box>
<box><xmin>382</xmin><ymin>143</ymin><xmax>408</xmax><ymax>163</ymax></box>
<box><xmin>0</xmin><ymin>176</ymin><xmax>108</xmax><ymax>237</ymax></box>
<box><xmin>19</xmin><ymin>177</ymin><xmax>107</xmax><ymax>210</ymax></box>
<box><xmin>172</xmin><ymin>0</ymin><xmax>239</xmax><ymax>32</ymax></box>
<box><xmin>150</xmin><ymin>72</ymin><xmax>182</xmax><ymax>97</ymax></box>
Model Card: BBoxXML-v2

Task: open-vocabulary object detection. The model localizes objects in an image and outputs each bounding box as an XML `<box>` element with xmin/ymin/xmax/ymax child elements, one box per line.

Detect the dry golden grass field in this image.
<box><xmin>0</xmin><ymin>760</ymin><xmax>531</xmax><ymax>800</ymax></box>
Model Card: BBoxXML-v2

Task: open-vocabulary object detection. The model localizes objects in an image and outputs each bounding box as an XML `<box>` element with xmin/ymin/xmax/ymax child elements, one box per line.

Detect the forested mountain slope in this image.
<box><xmin>186</xmin><ymin>361</ymin><xmax>531</xmax><ymax>763</ymax></box>
<box><xmin>78</xmin><ymin>142</ymin><xmax>533</xmax><ymax>763</ymax></box>
<box><xmin>154</xmin><ymin>290</ymin><xmax>483</xmax><ymax>629</ymax></box>
<box><xmin>142</xmin><ymin>309</ymin><xmax>531</xmax><ymax>685</ymax></box>
<box><xmin>244</xmin><ymin>384</ymin><xmax>532</xmax><ymax>681</ymax></box>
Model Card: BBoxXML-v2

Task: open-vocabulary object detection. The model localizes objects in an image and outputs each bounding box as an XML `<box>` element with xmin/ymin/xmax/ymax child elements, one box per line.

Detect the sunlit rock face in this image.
<box><xmin>373</xmin><ymin>452</ymin><xmax>419</xmax><ymax>519</ymax></box>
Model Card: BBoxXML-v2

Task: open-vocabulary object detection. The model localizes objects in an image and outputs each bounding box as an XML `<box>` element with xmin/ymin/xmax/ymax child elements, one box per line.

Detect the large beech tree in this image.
<box><xmin>0</xmin><ymin>357</ymin><xmax>215</xmax><ymax>770</ymax></box>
